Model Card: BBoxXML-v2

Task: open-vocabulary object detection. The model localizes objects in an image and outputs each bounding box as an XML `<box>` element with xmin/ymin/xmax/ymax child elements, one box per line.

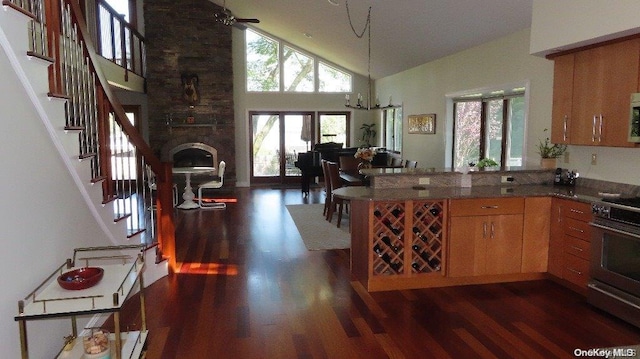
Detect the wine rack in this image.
<box><xmin>410</xmin><ymin>201</ymin><xmax>444</xmax><ymax>274</ymax></box>
<box><xmin>372</xmin><ymin>202</ymin><xmax>406</xmax><ymax>275</ymax></box>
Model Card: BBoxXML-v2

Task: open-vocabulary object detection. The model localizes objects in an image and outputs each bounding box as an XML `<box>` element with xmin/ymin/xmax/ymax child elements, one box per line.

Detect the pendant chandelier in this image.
<box><xmin>344</xmin><ymin>1</ymin><xmax>398</xmax><ymax>110</ymax></box>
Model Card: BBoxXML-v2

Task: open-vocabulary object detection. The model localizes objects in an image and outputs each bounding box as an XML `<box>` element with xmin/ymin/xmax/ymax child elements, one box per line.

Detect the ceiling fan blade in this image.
<box><xmin>235</xmin><ymin>18</ymin><xmax>260</xmax><ymax>24</ymax></box>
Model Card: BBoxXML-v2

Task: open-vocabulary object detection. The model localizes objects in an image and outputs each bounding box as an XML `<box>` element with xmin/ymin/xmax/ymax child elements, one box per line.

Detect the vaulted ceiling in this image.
<box><xmin>209</xmin><ymin>0</ymin><xmax>533</xmax><ymax>79</ymax></box>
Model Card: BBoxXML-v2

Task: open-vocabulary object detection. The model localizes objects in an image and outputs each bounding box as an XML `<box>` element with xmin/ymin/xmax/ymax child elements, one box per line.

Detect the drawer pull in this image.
<box><xmin>481</xmin><ymin>205</ymin><xmax>499</xmax><ymax>209</ymax></box>
<box><xmin>568</xmin><ymin>226</ymin><xmax>584</xmax><ymax>233</ymax></box>
<box><xmin>568</xmin><ymin>268</ymin><xmax>583</xmax><ymax>275</ymax></box>
<box><xmin>570</xmin><ymin>208</ymin><xmax>585</xmax><ymax>214</ymax></box>
<box><xmin>570</xmin><ymin>245</ymin><xmax>583</xmax><ymax>252</ymax></box>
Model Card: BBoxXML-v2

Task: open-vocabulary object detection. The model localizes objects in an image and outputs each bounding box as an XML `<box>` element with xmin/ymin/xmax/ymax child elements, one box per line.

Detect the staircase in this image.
<box><xmin>0</xmin><ymin>0</ymin><xmax>176</xmax><ymax>284</ymax></box>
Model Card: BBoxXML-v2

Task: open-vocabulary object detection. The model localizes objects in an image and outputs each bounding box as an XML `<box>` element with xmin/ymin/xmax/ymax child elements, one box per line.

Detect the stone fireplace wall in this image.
<box><xmin>144</xmin><ymin>0</ymin><xmax>235</xmax><ymax>184</ymax></box>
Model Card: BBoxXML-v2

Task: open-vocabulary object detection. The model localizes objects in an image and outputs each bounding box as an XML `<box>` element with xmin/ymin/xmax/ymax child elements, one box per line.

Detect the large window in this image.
<box><xmin>246</xmin><ymin>30</ymin><xmax>280</xmax><ymax>92</ymax></box>
<box><xmin>452</xmin><ymin>90</ymin><xmax>525</xmax><ymax>169</ymax></box>
<box><xmin>383</xmin><ymin>107</ymin><xmax>403</xmax><ymax>152</ymax></box>
<box><xmin>246</xmin><ymin>29</ymin><xmax>351</xmax><ymax>93</ymax></box>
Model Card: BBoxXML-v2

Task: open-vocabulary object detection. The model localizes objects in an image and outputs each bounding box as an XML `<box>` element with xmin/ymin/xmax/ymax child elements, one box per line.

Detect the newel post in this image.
<box><xmin>156</xmin><ymin>162</ymin><xmax>176</xmax><ymax>272</ymax></box>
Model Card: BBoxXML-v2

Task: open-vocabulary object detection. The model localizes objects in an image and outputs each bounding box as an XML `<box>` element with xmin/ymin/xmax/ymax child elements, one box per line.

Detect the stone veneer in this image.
<box><xmin>144</xmin><ymin>0</ymin><xmax>235</xmax><ymax>184</ymax></box>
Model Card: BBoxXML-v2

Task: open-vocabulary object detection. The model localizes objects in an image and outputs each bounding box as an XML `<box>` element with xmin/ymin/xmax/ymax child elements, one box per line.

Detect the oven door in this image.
<box><xmin>589</xmin><ymin>221</ymin><xmax>640</xmax><ymax>328</ymax></box>
<box><xmin>590</xmin><ymin>222</ymin><xmax>640</xmax><ymax>298</ymax></box>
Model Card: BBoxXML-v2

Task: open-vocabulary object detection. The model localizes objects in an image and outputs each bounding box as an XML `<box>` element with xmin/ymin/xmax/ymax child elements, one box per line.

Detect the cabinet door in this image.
<box><xmin>551</xmin><ymin>54</ymin><xmax>574</xmax><ymax>144</ymax></box>
<box><xmin>570</xmin><ymin>38</ymin><xmax>640</xmax><ymax>147</ymax></box>
<box><xmin>548</xmin><ymin>199</ymin><xmax>564</xmax><ymax>277</ymax></box>
<box><xmin>599</xmin><ymin>38</ymin><xmax>640</xmax><ymax>147</ymax></box>
<box><xmin>448</xmin><ymin>216</ymin><xmax>485</xmax><ymax>277</ymax></box>
<box><xmin>572</xmin><ymin>46</ymin><xmax>605</xmax><ymax>145</ymax></box>
<box><xmin>485</xmin><ymin>214</ymin><xmax>523</xmax><ymax>275</ymax></box>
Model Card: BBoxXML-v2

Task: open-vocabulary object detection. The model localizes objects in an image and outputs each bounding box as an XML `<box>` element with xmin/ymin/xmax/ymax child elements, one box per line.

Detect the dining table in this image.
<box><xmin>173</xmin><ymin>166</ymin><xmax>216</xmax><ymax>209</ymax></box>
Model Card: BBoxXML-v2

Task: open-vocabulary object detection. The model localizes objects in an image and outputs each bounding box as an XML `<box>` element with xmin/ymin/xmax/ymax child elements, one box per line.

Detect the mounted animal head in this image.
<box><xmin>181</xmin><ymin>73</ymin><xmax>199</xmax><ymax>105</ymax></box>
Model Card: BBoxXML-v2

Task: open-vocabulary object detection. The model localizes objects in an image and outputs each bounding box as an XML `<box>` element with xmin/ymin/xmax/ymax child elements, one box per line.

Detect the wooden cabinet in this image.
<box><xmin>350</xmin><ymin>199</ymin><xmax>447</xmax><ymax>291</ymax></box>
<box><xmin>551</xmin><ymin>38</ymin><xmax>640</xmax><ymax>147</ymax></box>
<box><xmin>448</xmin><ymin>198</ymin><xmax>524</xmax><ymax>277</ymax></box>
<box><xmin>551</xmin><ymin>53</ymin><xmax>574</xmax><ymax>144</ymax></box>
<box><xmin>548</xmin><ymin>198</ymin><xmax>592</xmax><ymax>291</ymax></box>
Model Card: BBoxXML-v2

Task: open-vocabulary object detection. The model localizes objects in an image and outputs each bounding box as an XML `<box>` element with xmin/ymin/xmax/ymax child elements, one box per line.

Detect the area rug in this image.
<box><xmin>286</xmin><ymin>203</ymin><xmax>351</xmax><ymax>250</ymax></box>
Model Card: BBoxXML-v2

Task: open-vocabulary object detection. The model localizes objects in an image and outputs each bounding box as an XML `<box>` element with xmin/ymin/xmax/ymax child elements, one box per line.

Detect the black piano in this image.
<box><xmin>294</xmin><ymin>143</ymin><xmax>390</xmax><ymax>194</ymax></box>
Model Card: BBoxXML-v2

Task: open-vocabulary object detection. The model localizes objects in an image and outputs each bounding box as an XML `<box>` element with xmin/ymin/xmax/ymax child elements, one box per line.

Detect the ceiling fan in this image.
<box><xmin>215</xmin><ymin>0</ymin><xmax>260</xmax><ymax>28</ymax></box>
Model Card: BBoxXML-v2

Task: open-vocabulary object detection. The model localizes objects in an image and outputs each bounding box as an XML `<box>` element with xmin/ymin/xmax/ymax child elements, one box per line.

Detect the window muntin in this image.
<box><xmin>319</xmin><ymin>62</ymin><xmax>351</xmax><ymax>92</ymax></box>
<box><xmin>246</xmin><ymin>29</ymin><xmax>280</xmax><ymax>92</ymax></box>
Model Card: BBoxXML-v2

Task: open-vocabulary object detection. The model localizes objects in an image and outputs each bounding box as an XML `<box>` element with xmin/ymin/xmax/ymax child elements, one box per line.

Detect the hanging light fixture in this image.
<box><xmin>344</xmin><ymin>1</ymin><xmax>397</xmax><ymax>110</ymax></box>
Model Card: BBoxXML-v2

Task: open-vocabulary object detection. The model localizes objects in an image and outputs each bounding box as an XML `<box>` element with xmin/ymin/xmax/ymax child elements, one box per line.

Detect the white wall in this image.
<box><xmin>530</xmin><ymin>0</ymin><xmax>640</xmax><ymax>56</ymax></box>
<box><xmin>232</xmin><ymin>29</ymin><xmax>376</xmax><ymax>186</ymax></box>
<box><xmin>376</xmin><ymin>27</ymin><xmax>640</xmax><ymax>186</ymax></box>
<box><xmin>0</xmin><ymin>45</ymin><xmax>111</xmax><ymax>357</ymax></box>
<box><xmin>376</xmin><ymin>29</ymin><xmax>554</xmax><ymax>170</ymax></box>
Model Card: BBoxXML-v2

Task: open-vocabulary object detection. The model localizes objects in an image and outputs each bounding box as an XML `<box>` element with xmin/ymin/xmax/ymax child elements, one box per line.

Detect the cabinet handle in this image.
<box><xmin>490</xmin><ymin>222</ymin><xmax>495</xmax><ymax>239</ymax></box>
<box><xmin>568</xmin><ymin>268</ymin><xmax>583</xmax><ymax>276</ymax></box>
<box><xmin>481</xmin><ymin>205</ymin><xmax>499</xmax><ymax>209</ymax></box>
<box><xmin>570</xmin><ymin>245</ymin><xmax>584</xmax><ymax>252</ymax></box>
<box><xmin>483</xmin><ymin>222</ymin><xmax>487</xmax><ymax>238</ymax></box>
<box><xmin>570</xmin><ymin>208</ymin><xmax>584</xmax><ymax>214</ymax></box>
<box><xmin>563</xmin><ymin>115</ymin><xmax>568</xmax><ymax>142</ymax></box>
<box><xmin>592</xmin><ymin>115</ymin><xmax>597</xmax><ymax>142</ymax></box>
<box><xmin>598</xmin><ymin>114</ymin><xmax>603</xmax><ymax>142</ymax></box>
<box><xmin>568</xmin><ymin>226</ymin><xmax>584</xmax><ymax>233</ymax></box>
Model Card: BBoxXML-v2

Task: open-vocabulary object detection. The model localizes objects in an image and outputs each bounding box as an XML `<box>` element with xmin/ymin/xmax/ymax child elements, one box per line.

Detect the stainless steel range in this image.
<box><xmin>590</xmin><ymin>197</ymin><xmax>640</xmax><ymax>328</ymax></box>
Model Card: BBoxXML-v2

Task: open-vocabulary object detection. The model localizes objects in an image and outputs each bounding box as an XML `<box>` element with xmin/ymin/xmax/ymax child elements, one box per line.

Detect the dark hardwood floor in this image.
<box><xmin>114</xmin><ymin>187</ymin><xmax>640</xmax><ymax>358</ymax></box>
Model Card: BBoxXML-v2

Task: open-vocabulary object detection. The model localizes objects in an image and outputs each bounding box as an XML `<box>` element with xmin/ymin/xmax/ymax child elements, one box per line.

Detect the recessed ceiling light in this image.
<box><xmin>328</xmin><ymin>0</ymin><xmax>339</xmax><ymax>6</ymax></box>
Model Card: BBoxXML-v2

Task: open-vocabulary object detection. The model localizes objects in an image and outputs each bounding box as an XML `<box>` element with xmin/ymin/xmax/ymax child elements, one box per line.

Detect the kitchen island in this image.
<box><xmin>332</xmin><ymin>168</ymin><xmax>611</xmax><ymax>291</ymax></box>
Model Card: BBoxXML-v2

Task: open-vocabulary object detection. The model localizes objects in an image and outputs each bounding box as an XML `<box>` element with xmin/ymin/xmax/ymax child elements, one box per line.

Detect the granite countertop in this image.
<box><xmin>332</xmin><ymin>184</ymin><xmax>605</xmax><ymax>203</ymax></box>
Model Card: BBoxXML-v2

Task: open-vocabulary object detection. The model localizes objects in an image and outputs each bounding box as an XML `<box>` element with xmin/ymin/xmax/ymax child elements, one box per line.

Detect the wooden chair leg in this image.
<box><xmin>337</xmin><ymin>201</ymin><xmax>344</xmax><ymax>228</ymax></box>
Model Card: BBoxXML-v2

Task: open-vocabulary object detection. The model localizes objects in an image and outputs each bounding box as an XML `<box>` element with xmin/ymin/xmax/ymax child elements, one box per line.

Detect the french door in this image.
<box><xmin>250</xmin><ymin>112</ymin><xmax>314</xmax><ymax>184</ymax></box>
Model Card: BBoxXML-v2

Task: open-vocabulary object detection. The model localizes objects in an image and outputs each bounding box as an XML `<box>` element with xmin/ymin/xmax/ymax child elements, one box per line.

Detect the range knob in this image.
<box><xmin>591</xmin><ymin>203</ymin><xmax>610</xmax><ymax>218</ymax></box>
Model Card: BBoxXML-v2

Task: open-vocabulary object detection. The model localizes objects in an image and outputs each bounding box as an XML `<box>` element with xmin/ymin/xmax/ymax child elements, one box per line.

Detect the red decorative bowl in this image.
<box><xmin>57</xmin><ymin>267</ymin><xmax>104</xmax><ymax>290</ymax></box>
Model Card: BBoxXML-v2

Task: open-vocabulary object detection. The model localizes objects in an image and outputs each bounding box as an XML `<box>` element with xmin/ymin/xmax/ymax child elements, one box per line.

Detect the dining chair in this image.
<box><xmin>198</xmin><ymin>161</ymin><xmax>226</xmax><ymax>209</ymax></box>
<box><xmin>326</xmin><ymin>161</ymin><xmax>348</xmax><ymax>227</ymax></box>
<box><xmin>404</xmin><ymin>160</ymin><xmax>418</xmax><ymax>168</ymax></box>
<box><xmin>390</xmin><ymin>157</ymin><xmax>403</xmax><ymax>167</ymax></box>
<box><xmin>321</xmin><ymin>160</ymin><xmax>332</xmax><ymax>218</ymax></box>
<box><xmin>338</xmin><ymin>155</ymin><xmax>359</xmax><ymax>175</ymax></box>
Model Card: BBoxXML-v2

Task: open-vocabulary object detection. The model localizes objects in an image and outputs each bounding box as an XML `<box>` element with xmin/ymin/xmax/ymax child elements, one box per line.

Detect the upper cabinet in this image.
<box><xmin>551</xmin><ymin>38</ymin><xmax>640</xmax><ymax>147</ymax></box>
<box><xmin>551</xmin><ymin>53</ymin><xmax>574</xmax><ymax>144</ymax></box>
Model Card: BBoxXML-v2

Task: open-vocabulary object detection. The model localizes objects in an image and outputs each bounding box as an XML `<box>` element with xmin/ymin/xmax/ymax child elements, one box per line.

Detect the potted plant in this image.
<box><xmin>471</xmin><ymin>158</ymin><xmax>499</xmax><ymax>170</ymax></box>
<box><xmin>537</xmin><ymin>129</ymin><xmax>567</xmax><ymax>169</ymax></box>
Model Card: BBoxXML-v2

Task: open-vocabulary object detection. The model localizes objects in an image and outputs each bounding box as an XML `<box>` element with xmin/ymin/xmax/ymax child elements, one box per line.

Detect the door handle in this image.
<box><xmin>483</xmin><ymin>222</ymin><xmax>487</xmax><ymax>238</ymax></box>
<box><xmin>490</xmin><ymin>222</ymin><xmax>495</xmax><ymax>239</ymax></box>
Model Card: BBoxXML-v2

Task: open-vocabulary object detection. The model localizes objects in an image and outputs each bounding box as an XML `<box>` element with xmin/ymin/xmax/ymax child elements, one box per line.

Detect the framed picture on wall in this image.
<box><xmin>408</xmin><ymin>114</ymin><xmax>436</xmax><ymax>134</ymax></box>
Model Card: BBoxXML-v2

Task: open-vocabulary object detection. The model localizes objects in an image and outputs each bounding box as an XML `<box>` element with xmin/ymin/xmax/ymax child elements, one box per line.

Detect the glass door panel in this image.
<box><xmin>318</xmin><ymin>113</ymin><xmax>348</xmax><ymax>145</ymax></box>
<box><xmin>251</xmin><ymin>112</ymin><xmax>315</xmax><ymax>183</ymax></box>
<box><xmin>283</xmin><ymin>114</ymin><xmax>308</xmax><ymax>177</ymax></box>
<box><xmin>251</xmin><ymin>114</ymin><xmax>280</xmax><ymax>178</ymax></box>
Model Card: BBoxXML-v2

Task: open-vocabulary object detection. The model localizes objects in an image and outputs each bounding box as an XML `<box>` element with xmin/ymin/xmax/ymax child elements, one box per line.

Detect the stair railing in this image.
<box><xmin>3</xmin><ymin>0</ymin><xmax>176</xmax><ymax>270</ymax></box>
<box><xmin>91</xmin><ymin>0</ymin><xmax>145</xmax><ymax>78</ymax></box>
